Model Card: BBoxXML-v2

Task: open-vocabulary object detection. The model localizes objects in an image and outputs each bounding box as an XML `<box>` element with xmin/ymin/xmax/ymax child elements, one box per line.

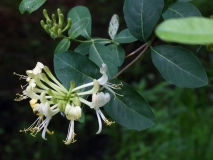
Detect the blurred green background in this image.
<box><xmin>1</xmin><ymin>0</ymin><xmax>213</xmax><ymax>159</ymax></box>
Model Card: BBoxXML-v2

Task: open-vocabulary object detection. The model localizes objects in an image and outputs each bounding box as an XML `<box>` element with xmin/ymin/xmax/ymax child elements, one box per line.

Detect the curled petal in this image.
<box><xmin>96</xmin><ymin>110</ymin><xmax>102</xmax><ymax>134</ymax></box>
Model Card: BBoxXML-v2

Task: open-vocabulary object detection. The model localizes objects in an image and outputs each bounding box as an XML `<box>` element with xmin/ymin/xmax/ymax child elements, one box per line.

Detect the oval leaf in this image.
<box><xmin>74</xmin><ymin>42</ymin><xmax>92</xmax><ymax>55</ymax></box>
<box><xmin>155</xmin><ymin>17</ymin><xmax>213</xmax><ymax>44</ymax></box>
<box><xmin>89</xmin><ymin>43</ymin><xmax>118</xmax><ymax>78</ymax></box>
<box><xmin>68</xmin><ymin>18</ymin><xmax>90</xmax><ymax>39</ymax></box>
<box><xmin>163</xmin><ymin>2</ymin><xmax>202</xmax><ymax>20</ymax></box>
<box><xmin>107</xmin><ymin>44</ymin><xmax>125</xmax><ymax>67</ymax></box>
<box><xmin>67</xmin><ymin>6</ymin><xmax>92</xmax><ymax>38</ymax></box>
<box><xmin>54</xmin><ymin>51</ymin><xmax>101</xmax><ymax>89</ymax></box>
<box><xmin>108</xmin><ymin>14</ymin><xmax>119</xmax><ymax>39</ymax></box>
<box><xmin>104</xmin><ymin>79</ymin><xmax>156</xmax><ymax>131</ymax></box>
<box><xmin>54</xmin><ymin>39</ymin><xmax>70</xmax><ymax>55</ymax></box>
<box><xmin>113</xmin><ymin>29</ymin><xmax>137</xmax><ymax>44</ymax></box>
<box><xmin>19</xmin><ymin>0</ymin><xmax>46</xmax><ymax>14</ymax></box>
<box><xmin>124</xmin><ymin>0</ymin><xmax>164</xmax><ymax>42</ymax></box>
<box><xmin>151</xmin><ymin>45</ymin><xmax>208</xmax><ymax>88</ymax></box>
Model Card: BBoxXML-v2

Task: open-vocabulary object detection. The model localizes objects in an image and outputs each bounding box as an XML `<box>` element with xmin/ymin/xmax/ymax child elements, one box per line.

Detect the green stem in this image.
<box><xmin>62</xmin><ymin>36</ymin><xmax>118</xmax><ymax>45</ymax></box>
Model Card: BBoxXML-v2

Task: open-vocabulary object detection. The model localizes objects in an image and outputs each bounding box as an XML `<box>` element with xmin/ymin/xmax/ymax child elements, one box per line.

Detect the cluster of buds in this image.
<box><xmin>14</xmin><ymin>62</ymin><xmax>122</xmax><ymax>144</ymax></box>
<box><xmin>40</xmin><ymin>9</ymin><xmax>72</xmax><ymax>39</ymax></box>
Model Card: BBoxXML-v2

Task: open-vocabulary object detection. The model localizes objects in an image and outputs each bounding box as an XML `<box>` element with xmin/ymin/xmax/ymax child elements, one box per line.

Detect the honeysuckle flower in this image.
<box><xmin>33</xmin><ymin>101</ymin><xmax>60</xmax><ymax>139</ymax></box>
<box><xmin>20</xmin><ymin>96</ymin><xmax>60</xmax><ymax>139</ymax></box>
<box><xmin>20</xmin><ymin>99</ymin><xmax>43</xmax><ymax>134</ymax></box>
<box><xmin>79</xmin><ymin>92</ymin><xmax>113</xmax><ymax>134</ymax></box>
<box><xmin>26</xmin><ymin>62</ymin><xmax>44</xmax><ymax>79</ymax></box>
<box><xmin>64</xmin><ymin>104</ymin><xmax>82</xmax><ymax>145</ymax></box>
<box><xmin>92</xmin><ymin>92</ymin><xmax>114</xmax><ymax>134</ymax></box>
<box><xmin>72</xmin><ymin>63</ymin><xmax>122</xmax><ymax>98</ymax></box>
<box><xmin>97</xmin><ymin>63</ymin><xmax>123</xmax><ymax>98</ymax></box>
<box><xmin>16</xmin><ymin>61</ymin><xmax>120</xmax><ymax>144</ymax></box>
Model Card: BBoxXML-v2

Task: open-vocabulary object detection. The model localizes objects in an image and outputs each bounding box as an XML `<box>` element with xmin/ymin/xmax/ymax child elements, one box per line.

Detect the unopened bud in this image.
<box><xmin>52</xmin><ymin>14</ymin><xmax>57</xmax><ymax>23</ymax></box>
<box><xmin>40</xmin><ymin>20</ymin><xmax>45</xmax><ymax>28</ymax></box>
<box><xmin>43</xmin><ymin>9</ymin><xmax>50</xmax><ymax>21</ymax></box>
<box><xmin>59</xmin><ymin>14</ymin><xmax>64</xmax><ymax>29</ymax></box>
<box><xmin>47</xmin><ymin>19</ymin><xmax>53</xmax><ymax>26</ymax></box>
<box><xmin>57</xmin><ymin>8</ymin><xmax>62</xmax><ymax>16</ymax></box>
<box><xmin>50</xmin><ymin>32</ymin><xmax>57</xmax><ymax>39</ymax></box>
<box><xmin>44</xmin><ymin>25</ymin><xmax>50</xmax><ymax>33</ymax></box>
<box><xmin>62</xmin><ymin>18</ymin><xmax>72</xmax><ymax>33</ymax></box>
<box><xmin>58</xmin><ymin>29</ymin><xmax>62</xmax><ymax>37</ymax></box>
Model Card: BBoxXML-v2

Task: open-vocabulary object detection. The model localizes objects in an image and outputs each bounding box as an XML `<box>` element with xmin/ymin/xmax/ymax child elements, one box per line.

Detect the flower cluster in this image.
<box><xmin>14</xmin><ymin>62</ymin><xmax>122</xmax><ymax>145</ymax></box>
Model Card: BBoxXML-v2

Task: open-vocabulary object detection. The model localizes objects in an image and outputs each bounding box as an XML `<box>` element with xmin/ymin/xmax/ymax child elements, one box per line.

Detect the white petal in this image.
<box><xmin>96</xmin><ymin>110</ymin><xmax>102</xmax><ymax>134</ymax></box>
<box><xmin>64</xmin><ymin>120</ymin><xmax>75</xmax><ymax>145</ymax></box>
<box><xmin>41</xmin><ymin>118</ymin><xmax>50</xmax><ymax>140</ymax></box>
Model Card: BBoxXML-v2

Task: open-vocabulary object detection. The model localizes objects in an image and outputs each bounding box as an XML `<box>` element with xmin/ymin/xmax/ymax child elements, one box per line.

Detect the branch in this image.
<box><xmin>112</xmin><ymin>43</ymin><xmax>149</xmax><ymax>79</ymax></box>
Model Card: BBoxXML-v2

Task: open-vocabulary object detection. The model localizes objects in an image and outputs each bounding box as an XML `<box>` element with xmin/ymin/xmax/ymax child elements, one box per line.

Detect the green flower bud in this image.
<box><xmin>52</xmin><ymin>14</ymin><xmax>57</xmax><ymax>23</ymax></box>
<box><xmin>57</xmin><ymin>8</ymin><xmax>62</xmax><ymax>17</ymax></box>
<box><xmin>50</xmin><ymin>31</ymin><xmax>57</xmax><ymax>39</ymax></box>
<box><xmin>44</xmin><ymin>24</ymin><xmax>50</xmax><ymax>33</ymax></box>
<box><xmin>52</xmin><ymin>24</ymin><xmax>58</xmax><ymax>33</ymax></box>
<box><xmin>58</xmin><ymin>29</ymin><xmax>62</xmax><ymax>37</ymax></box>
<box><xmin>43</xmin><ymin>9</ymin><xmax>50</xmax><ymax>21</ymax></box>
<box><xmin>62</xmin><ymin>18</ymin><xmax>72</xmax><ymax>33</ymax></box>
<box><xmin>46</xmin><ymin>19</ymin><xmax>53</xmax><ymax>27</ymax></box>
<box><xmin>59</xmin><ymin>14</ymin><xmax>64</xmax><ymax>29</ymax></box>
<box><xmin>40</xmin><ymin>20</ymin><xmax>45</xmax><ymax>28</ymax></box>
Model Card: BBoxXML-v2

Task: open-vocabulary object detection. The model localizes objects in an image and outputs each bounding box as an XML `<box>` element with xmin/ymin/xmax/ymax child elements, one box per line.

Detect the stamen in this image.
<box><xmin>20</xmin><ymin>116</ymin><xmax>43</xmax><ymax>134</ymax></box>
<box><xmin>13</xmin><ymin>72</ymin><xmax>28</xmax><ymax>80</ymax></box>
<box><xmin>15</xmin><ymin>93</ymin><xmax>28</xmax><ymax>101</ymax></box>
<box><xmin>96</xmin><ymin>109</ymin><xmax>114</xmax><ymax>126</ymax></box>
<box><xmin>63</xmin><ymin>120</ymin><xmax>77</xmax><ymax>144</ymax></box>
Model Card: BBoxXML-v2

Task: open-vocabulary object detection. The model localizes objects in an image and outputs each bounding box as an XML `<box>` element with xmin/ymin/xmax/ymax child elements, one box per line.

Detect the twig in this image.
<box><xmin>125</xmin><ymin>43</ymin><xmax>147</xmax><ymax>58</ymax></box>
<box><xmin>112</xmin><ymin>43</ymin><xmax>149</xmax><ymax>79</ymax></box>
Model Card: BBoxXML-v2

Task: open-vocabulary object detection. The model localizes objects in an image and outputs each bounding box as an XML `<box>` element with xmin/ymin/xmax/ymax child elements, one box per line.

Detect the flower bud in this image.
<box><xmin>43</xmin><ymin>9</ymin><xmax>50</xmax><ymax>21</ymax></box>
<box><xmin>52</xmin><ymin>14</ymin><xmax>57</xmax><ymax>23</ymax></box>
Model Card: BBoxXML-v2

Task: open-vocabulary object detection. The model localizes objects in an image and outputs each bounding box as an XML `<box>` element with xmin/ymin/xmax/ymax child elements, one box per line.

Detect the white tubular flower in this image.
<box><xmin>33</xmin><ymin>102</ymin><xmax>60</xmax><ymax>140</ymax></box>
<box><xmin>79</xmin><ymin>92</ymin><xmax>113</xmax><ymax>134</ymax></box>
<box><xmin>21</xmin><ymin>98</ymin><xmax>59</xmax><ymax>139</ymax></box>
<box><xmin>25</xmin><ymin>86</ymin><xmax>40</xmax><ymax>100</ymax></box>
<box><xmin>26</xmin><ymin>62</ymin><xmax>44</xmax><ymax>79</ymax></box>
<box><xmin>64</xmin><ymin>104</ymin><xmax>82</xmax><ymax>145</ymax></box>
<box><xmin>20</xmin><ymin>99</ymin><xmax>43</xmax><ymax>134</ymax></box>
<box><xmin>97</xmin><ymin>63</ymin><xmax>122</xmax><ymax>98</ymax></box>
<box><xmin>92</xmin><ymin>92</ymin><xmax>113</xmax><ymax>134</ymax></box>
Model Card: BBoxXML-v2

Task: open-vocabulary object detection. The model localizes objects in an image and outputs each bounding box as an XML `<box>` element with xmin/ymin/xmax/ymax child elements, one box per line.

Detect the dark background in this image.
<box><xmin>1</xmin><ymin>0</ymin><xmax>213</xmax><ymax>159</ymax></box>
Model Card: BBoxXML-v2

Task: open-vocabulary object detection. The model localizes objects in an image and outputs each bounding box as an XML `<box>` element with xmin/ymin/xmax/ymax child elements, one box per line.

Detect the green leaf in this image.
<box><xmin>113</xmin><ymin>29</ymin><xmax>137</xmax><ymax>44</ymax></box>
<box><xmin>89</xmin><ymin>43</ymin><xmax>118</xmax><ymax>79</ymax></box>
<box><xmin>68</xmin><ymin>18</ymin><xmax>90</xmax><ymax>39</ymax></box>
<box><xmin>67</xmin><ymin>6</ymin><xmax>92</xmax><ymax>39</ymax></box>
<box><xmin>104</xmin><ymin>79</ymin><xmax>156</xmax><ymax>131</ymax></box>
<box><xmin>108</xmin><ymin>14</ymin><xmax>119</xmax><ymax>39</ymax></box>
<box><xmin>54</xmin><ymin>39</ymin><xmax>70</xmax><ymax>55</ymax></box>
<box><xmin>124</xmin><ymin>0</ymin><xmax>164</xmax><ymax>42</ymax></box>
<box><xmin>155</xmin><ymin>17</ymin><xmax>213</xmax><ymax>44</ymax></box>
<box><xmin>162</xmin><ymin>2</ymin><xmax>202</xmax><ymax>20</ymax></box>
<box><xmin>54</xmin><ymin>51</ymin><xmax>101</xmax><ymax>89</ymax></box>
<box><xmin>107</xmin><ymin>44</ymin><xmax>125</xmax><ymax>67</ymax></box>
<box><xmin>74</xmin><ymin>42</ymin><xmax>92</xmax><ymax>55</ymax></box>
<box><xmin>151</xmin><ymin>45</ymin><xmax>208</xmax><ymax>88</ymax></box>
<box><xmin>19</xmin><ymin>0</ymin><xmax>46</xmax><ymax>14</ymax></box>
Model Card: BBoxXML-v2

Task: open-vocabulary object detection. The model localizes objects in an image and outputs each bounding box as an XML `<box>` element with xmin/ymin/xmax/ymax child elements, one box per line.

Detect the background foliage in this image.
<box><xmin>1</xmin><ymin>0</ymin><xmax>213</xmax><ymax>159</ymax></box>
